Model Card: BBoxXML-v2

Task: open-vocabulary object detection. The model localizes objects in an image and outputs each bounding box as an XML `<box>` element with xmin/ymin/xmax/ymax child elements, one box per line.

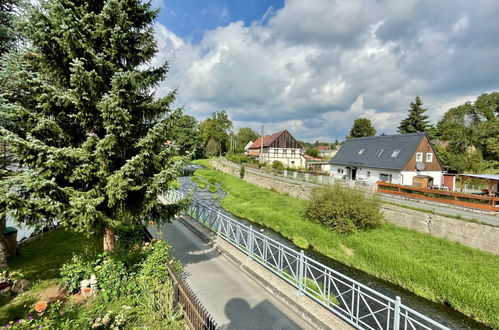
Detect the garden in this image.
<box><xmin>0</xmin><ymin>229</ymin><xmax>184</xmax><ymax>329</ymax></box>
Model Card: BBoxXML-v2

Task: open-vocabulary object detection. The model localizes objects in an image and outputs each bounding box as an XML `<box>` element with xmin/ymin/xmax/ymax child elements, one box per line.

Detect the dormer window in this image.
<box><xmin>358</xmin><ymin>149</ymin><xmax>365</xmax><ymax>155</ymax></box>
<box><xmin>416</xmin><ymin>152</ymin><xmax>423</xmax><ymax>162</ymax></box>
<box><xmin>391</xmin><ymin>149</ymin><xmax>401</xmax><ymax>158</ymax></box>
<box><xmin>375</xmin><ymin>149</ymin><xmax>384</xmax><ymax>157</ymax></box>
<box><xmin>426</xmin><ymin>153</ymin><xmax>433</xmax><ymax>162</ymax></box>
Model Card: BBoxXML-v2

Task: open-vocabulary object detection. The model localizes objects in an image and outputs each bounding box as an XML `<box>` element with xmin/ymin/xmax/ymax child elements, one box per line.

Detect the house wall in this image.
<box><xmin>329</xmin><ymin>166</ymin><xmax>443</xmax><ymax>187</ymax></box>
<box><xmin>330</xmin><ymin>166</ymin><xmax>402</xmax><ymax>184</ymax></box>
<box><xmin>400</xmin><ymin>171</ymin><xmax>443</xmax><ymax>186</ymax></box>
<box><xmin>402</xmin><ymin>136</ymin><xmax>443</xmax><ymax>172</ymax></box>
<box><xmin>261</xmin><ymin>147</ymin><xmax>304</xmax><ymax>168</ymax></box>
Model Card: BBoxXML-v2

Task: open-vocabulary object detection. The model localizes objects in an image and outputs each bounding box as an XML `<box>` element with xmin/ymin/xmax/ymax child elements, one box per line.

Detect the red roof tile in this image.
<box><xmin>249</xmin><ymin>130</ymin><xmax>286</xmax><ymax>149</ymax></box>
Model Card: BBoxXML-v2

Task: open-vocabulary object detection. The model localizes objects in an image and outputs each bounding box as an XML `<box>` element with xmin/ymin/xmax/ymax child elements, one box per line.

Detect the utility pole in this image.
<box><xmin>260</xmin><ymin>125</ymin><xmax>264</xmax><ymax>163</ymax></box>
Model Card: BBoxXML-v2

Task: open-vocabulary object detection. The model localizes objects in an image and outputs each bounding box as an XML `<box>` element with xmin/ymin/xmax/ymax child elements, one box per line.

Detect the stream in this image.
<box><xmin>178</xmin><ymin>171</ymin><xmax>488</xmax><ymax>330</ymax></box>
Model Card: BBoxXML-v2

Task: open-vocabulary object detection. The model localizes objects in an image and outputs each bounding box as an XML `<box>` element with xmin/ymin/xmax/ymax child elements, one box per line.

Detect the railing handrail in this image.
<box><xmin>163</xmin><ymin>189</ymin><xmax>451</xmax><ymax>330</ymax></box>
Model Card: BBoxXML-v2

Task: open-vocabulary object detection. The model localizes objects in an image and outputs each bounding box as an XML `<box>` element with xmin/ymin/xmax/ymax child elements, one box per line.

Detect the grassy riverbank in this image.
<box><xmin>194</xmin><ymin>167</ymin><xmax>499</xmax><ymax>328</ymax></box>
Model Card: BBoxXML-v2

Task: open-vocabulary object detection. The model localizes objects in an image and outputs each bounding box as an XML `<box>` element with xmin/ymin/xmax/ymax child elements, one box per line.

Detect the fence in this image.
<box><xmin>167</xmin><ymin>263</ymin><xmax>218</xmax><ymax>330</ymax></box>
<box><xmin>163</xmin><ymin>189</ymin><xmax>450</xmax><ymax>330</ymax></box>
<box><xmin>378</xmin><ymin>181</ymin><xmax>498</xmax><ymax>212</ymax></box>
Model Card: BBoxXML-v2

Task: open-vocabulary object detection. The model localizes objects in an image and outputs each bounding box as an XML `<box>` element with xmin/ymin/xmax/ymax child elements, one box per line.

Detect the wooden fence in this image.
<box><xmin>167</xmin><ymin>264</ymin><xmax>218</xmax><ymax>330</ymax></box>
<box><xmin>377</xmin><ymin>181</ymin><xmax>498</xmax><ymax>212</ymax></box>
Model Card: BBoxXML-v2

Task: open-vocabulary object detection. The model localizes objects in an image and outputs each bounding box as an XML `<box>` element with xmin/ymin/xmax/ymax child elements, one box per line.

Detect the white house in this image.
<box><xmin>329</xmin><ymin>132</ymin><xmax>444</xmax><ymax>187</ymax></box>
<box><xmin>246</xmin><ymin>130</ymin><xmax>305</xmax><ymax>168</ymax></box>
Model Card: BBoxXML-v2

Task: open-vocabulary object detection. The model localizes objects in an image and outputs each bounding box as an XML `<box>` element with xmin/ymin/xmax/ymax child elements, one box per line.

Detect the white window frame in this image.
<box><xmin>375</xmin><ymin>149</ymin><xmax>384</xmax><ymax>157</ymax></box>
<box><xmin>416</xmin><ymin>152</ymin><xmax>423</xmax><ymax>162</ymax></box>
<box><xmin>426</xmin><ymin>152</ymin><xmax>433</xmax><ymax>162</ymax></box>
<box><xmin>358</xmin><ymin>149</ymin><xmax>365</xmax><ymax>155</ymax></box>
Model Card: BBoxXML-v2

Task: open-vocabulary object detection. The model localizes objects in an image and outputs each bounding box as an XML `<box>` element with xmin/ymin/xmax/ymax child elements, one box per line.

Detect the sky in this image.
<box><xmin>150</xmin><ymin>0</ymin><xmax>499</xmax><ymax>142</ymax></box>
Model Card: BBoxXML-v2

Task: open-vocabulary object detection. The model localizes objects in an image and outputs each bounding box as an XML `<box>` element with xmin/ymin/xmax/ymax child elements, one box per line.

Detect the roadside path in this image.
<box><xmin>220</xmin><ymin>160</ymin><xmax>499</xmax><ymax>226</ymax></box>
<box><xmin>150</xmin><ymin>220</ymin><xmax>314</xmax><ymax>330</ymax></box>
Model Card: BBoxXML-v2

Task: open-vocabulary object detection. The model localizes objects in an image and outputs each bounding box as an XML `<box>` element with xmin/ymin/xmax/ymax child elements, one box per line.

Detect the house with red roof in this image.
<box><xmin>246</xmin><ymin>130</ymin><xmax>305</xmax><ymax>168</ymax></box>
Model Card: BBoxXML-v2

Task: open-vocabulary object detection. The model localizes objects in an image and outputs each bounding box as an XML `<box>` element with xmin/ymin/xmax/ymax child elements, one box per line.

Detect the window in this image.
<box><xmin>367</xmin><ymin>171</ymin><xmax>371</xmax><ymax>178</ymax></box>
<box><xmin>426</xmin><ymin>153</ymin><xmax>433</xmax><ymax>162</ymax></box>
<box><xmin>375</xmin><ymin>149</ymin><xmax>384</xmax><ymax>157</ymax></box>
<box><xmin>391</xmin><ymin>149</ymin><xmax>401</xmax><ymax>158</ymax></box>
<box><xmin>380</xmin><ymin>173</ymin><xmax>392</xmax><ymax>182</ymax></box>
<box><xmin>358</xmin><ymin>149</ymin><xmax>365</xmax><ymax>155</ymax></box>
<box><xmin>291</xmin><ymin>149</ymin><xmax>296</xmax><ymax>157</ymax></box>
<box><xmin>283</xmin><ymin>149</ymin><xmax>287</xmax><ymax>157</ymax></box>
<box><xmin>337</xmin><ymin>168</ymin><xmax>344</xmax><ymax>174</ymax></box>
<box><xmin>274</xmin><ymin>149</ymin><xmax>278</xmax><ymax>157</ymax></box>
<box><xmin>416</xmin><ymin>152</ymin><xmax>423</xmax><ymax>162</ymax></box>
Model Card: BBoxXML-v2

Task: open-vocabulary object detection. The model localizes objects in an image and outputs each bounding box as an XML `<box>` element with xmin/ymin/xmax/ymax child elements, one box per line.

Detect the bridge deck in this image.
<box><xmin>150</xmin><ymin>219</ymin><xmax>316</xmax><ymax>329</ymax></box>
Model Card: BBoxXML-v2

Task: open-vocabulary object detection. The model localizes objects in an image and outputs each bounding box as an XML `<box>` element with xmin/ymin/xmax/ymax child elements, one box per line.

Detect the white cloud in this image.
<box><xmin>153</xmin><ymin>0</ymin><xmax>499</xmax><ymax>141</ymax></box>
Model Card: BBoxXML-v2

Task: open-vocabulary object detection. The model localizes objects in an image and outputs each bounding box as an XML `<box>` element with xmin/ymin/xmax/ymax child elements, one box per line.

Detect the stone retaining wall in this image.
<box><xmin>211</xmin><ymin>160</ymin><xmax>499</xmax><ymax>255</ymax></box>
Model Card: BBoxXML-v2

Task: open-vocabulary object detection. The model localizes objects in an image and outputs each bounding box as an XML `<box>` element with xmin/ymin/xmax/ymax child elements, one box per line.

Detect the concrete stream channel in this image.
<box><xmin>179</xmin><ymin>167</ymin><xmax>488</xmax><ymax>330</ymax></box>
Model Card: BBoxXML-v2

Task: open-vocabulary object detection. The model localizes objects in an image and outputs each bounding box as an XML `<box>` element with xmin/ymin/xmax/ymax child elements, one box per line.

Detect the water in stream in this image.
<box><xmin>179</xmin><ymin>173</ymin><xmax>489</xmax><ymax>330</ymax></box>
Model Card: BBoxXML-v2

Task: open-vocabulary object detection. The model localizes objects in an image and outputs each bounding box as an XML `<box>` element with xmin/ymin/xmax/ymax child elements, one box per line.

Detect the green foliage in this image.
<box><xmin>195</xmin><ymin>168</ymin><xmax>499</xmax><ymax>328</ymax></box>
<box><xmin>205</xmin><ymin>137</ymin><xmax>221</xmax><ymax>157</ymax></box>
<box><xmin>137</xmin><ymin>278</ymin><xmax>183</xmax><ymax>328</ymax></box>
<box><xmin>349</xmin><ymin>118</ymin><xmax>376</xmax><ymax>138</ymax></box>
<box><xmin>435</xmin><ymin>92</ymin><xmax>499</xmax><ymax>172</ymax></box>
<box><xmin>271</xmin><ymin>160</ymin><xmax>285</xmax><ymax>171</ymax></box>
<box><xmin>226</xmin><ymin>151</ymin><xmax>248</xmax><ymax>164</ymax></box>
<box><xmin>398</xmin><ymin>96</ymin><xmax>431</xmax><ymax>133</ymax></box>
<box><xmin>0</xmin><ymin>0</ymin><xmax>187</xmax><ymax>249</ymax></box>
<box><xmin>208</xmin><ymin>184</ymin><xmax>217</xmax><ymax>193</ymax></box>
<box><xmin>59</xmin><ymin>254</ymin><xmax>94</xmax><ymax>293</ymax></box>
<box><xmin>239</xmin><ymin>165</ymin><xmax>245</xmax><ymax>179</ymax></box>
<box><xmin>0</xmin><ymin>0</ymin><xmax>19</xmax><ymax>55</ymax></box>
<box><xmin>304</xmin><ymin>147</ymin><xmax>320</xmax><ymax>158</ymax></box>
<box><xmin>234</xmin><ymin>127</ymin><xmax>258</xmax><ymax>152</ymax></box>
<box><xmin>199</xmin><ymin>111</ymin><xmax>233</xmax><ymax>154</ymax></box>
<box><xmin>167</xmin><ymin>114</ymin><xmax>204</xmax><ymax>158</ymax></box>
<box><xmin>305</xmin><ymin>184</ymin><xmax>383</xmax><ymax>234</ymax></box>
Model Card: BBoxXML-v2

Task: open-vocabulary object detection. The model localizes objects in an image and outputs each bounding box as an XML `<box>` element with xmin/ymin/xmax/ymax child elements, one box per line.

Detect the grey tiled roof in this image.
<box><xmin>329</xmin><ymin>132</ymin><xmax>426</xmax><ymax>170</ymax></box>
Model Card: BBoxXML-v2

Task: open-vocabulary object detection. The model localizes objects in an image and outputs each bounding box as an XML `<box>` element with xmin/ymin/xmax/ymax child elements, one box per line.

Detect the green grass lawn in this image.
<box><xmin>0</xmin><ymin>229</ymin><xmax>100</xmax><ymax>324</ymax></box>
<box><xmin>195</xmin><ymin>168</ymin><xmax>499</xmax><ymax>328</ymax></box>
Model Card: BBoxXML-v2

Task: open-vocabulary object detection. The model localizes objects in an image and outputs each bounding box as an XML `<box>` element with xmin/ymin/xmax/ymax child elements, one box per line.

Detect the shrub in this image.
<box><xmin>226</xmin><ymin>152</ymin><xmax>248</xmax><ymax>164</ymax></box>
<box><xmin>305</xmin><ymin>183</ymin><xmax>383</xmax><ymax>234</ymax></box>
<box><xmin>239</xmin><ymin>165</ymin><xmax>245</xmax><ymax>178</ymax></box>
<box><xmin>271</xmin><ymin>160</ymin><xmax>285</xmax><ymax>171</ymax></box>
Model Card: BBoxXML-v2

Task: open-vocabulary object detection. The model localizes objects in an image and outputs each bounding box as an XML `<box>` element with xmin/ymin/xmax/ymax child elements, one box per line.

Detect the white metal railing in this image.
<box><xmin>163</xmin><ymin>189</ymin><xmax>451</xmax><ymax>330</ymax></box>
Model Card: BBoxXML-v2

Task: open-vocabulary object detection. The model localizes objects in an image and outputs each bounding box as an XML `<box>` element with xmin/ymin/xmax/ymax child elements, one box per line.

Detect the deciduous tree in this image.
<box><xmin>199</xmin><ymin>111</ymin><xmax>232</xmax><ymax>154</ymax></box>
<box><xmin>0</xmin><ymin>0</ymin><xmax>187</xmax><ymax>251</ymax></box>
<box><xmin>349</xmin><ymin>118</ymin><xmax>376</xmax><ymax>138</ymax></box>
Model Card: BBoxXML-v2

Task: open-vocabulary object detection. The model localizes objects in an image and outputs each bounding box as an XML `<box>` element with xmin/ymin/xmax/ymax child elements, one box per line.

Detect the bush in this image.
<box><xmin>305</xmin><ymin>183</ymin><xmax>383</xmax><ymax>234</ymax></box>
<box><xmin>271</xmin><ymin>160</ymin><xmax>285</xmax><ymax>171</ymax></box>
<box><xmin>226</xmin><ymin>152</ymin><xmax>248</xmax><ymax>164</ymax></box>
<box><xmin>239</xmin><ymin>165</ymin><xmax>245</xmax><ymax>178</ymax></box>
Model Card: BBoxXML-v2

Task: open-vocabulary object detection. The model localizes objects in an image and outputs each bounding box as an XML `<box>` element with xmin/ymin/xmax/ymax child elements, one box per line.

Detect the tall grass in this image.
<box><xmin>194</xmin><ymin>169</ymin><xmax>499</xmax><ymax>328</ymax></box>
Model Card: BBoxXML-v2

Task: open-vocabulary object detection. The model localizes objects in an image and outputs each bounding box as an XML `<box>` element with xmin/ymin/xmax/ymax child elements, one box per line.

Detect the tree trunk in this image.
<box><xmin>0</xmin><ymin>216</ymin><xmax>7</xmax><ymax>270</ymax></box>
<box><xmin>103</xmin><ymin>227</ymin><xmax>116</xmax><ymax>252</ymax></box>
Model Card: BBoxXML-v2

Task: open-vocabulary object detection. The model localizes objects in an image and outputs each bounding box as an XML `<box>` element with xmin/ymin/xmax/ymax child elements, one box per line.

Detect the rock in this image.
<box><xmin>12</xmin><ymin>279</ymin><xmax>29</xmax><ymax>294</ymax></box>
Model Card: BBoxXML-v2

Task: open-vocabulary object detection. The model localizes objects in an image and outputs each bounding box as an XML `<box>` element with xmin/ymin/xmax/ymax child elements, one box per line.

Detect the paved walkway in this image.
<box><xmin>150</xmin><ymin>220</ymin><xmax>314</xmax><ymax>330</ymax></box>
<box><xmin>221</xmin><ymin>160</ymin><xmax>499</xmax><ymax>226</ymax></box>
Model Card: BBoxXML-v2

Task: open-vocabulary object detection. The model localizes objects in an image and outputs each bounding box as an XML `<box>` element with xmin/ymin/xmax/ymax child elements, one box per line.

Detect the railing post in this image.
<box><xmin>393</xmin><ymin>296</ymin><xmax>401</xmax><ymax>330</ymax></box>
<box><xmin>283</xmin><ymin>170</ymin><xmax>287</xmax><ymax>177</ymax></box>
<box><xmin>304</xmin><ymin>173</ymin><xmax>309</xmax><ymax>181</ymax></box>
<box><xmin>293</xmin><ymin>171</ymin><xmax>297</xmax><ymax>178</ymax></box>
<box><xmin>247</xmin><ymin>225</ymin><xmax>254</xmax><ymax>260</ymax></box>
<box><xmin>296</xmin><ymin>250</ymin><xmax>305</xmax><ymax>296</ymax></box>
<box><xmin>216</xmin><ymin>209</ymin><xmax>222</xmax><ymax>236</ymax></box>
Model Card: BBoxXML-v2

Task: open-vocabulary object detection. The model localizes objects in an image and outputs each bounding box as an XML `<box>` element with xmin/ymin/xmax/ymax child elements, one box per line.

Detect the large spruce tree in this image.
<box><xmin>398</xmin><ymin>96</ymin><xmax>431</xmax><ymax>133</ymax></box>
<box><xmin>0</xmin><ymin>0</ymin><xmax>186</xmax><ymax>251</ymax></box>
